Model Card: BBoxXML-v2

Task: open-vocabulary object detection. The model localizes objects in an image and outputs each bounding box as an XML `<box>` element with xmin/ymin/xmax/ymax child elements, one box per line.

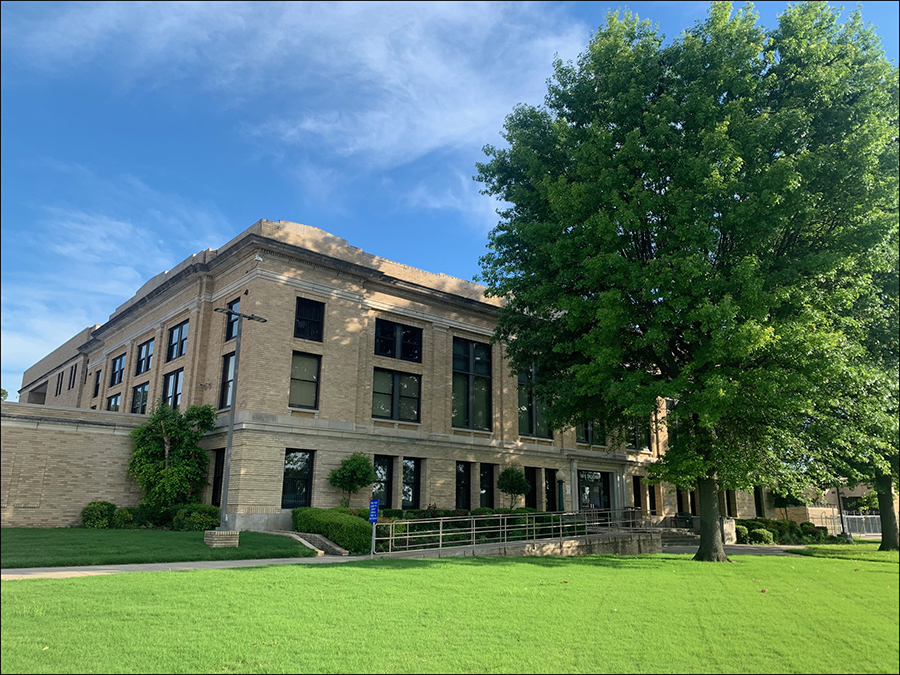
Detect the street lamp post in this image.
<box><xmin>213</xmin><ymin>306</ymin><xmax>267</xmax><ymax>531</ymax></box>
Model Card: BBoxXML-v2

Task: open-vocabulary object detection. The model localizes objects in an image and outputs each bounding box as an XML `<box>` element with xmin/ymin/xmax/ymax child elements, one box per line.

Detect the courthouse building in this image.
<box><xmin>13</xmin><ymin>219</ymin><xmax>762</xmax><ymax>530</ymax></box>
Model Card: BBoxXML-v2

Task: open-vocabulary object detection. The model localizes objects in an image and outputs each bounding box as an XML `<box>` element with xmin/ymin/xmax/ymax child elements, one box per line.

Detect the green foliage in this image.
<box><xmin>846</xmin><ymin>491</ymin><xmax>881</xmax><ymax>513</ymax></box>
<box><xmin>172</xmin><ymin>504</ymin><xmax>221</xmax><ymax>531</ymax></box>
<box><xmin>135</xmin><ymin>502</ymin><xmax>183</xmax><ymax>528</ymax></box>
<box><xmin>734</xmin><ymin>525</ymin><xmax>749</xmax><ymax>544</ymax></box>
<box><xmin>81</xmin><ymin>501</ymin><xmax>116</xmax><ymax>529</ymax></box>
<box><xmin>475</xmin><ymin>2</ymin><xmax>898</xmax><ymax>557</ymax></box>
<box><xmin>497</xmin><ymin>465</ymin><xmax>532</xmax><ymax>509</ymax></box>
<box><xmin>111</xmin><ymin>507</ymin><xmax>139</xmax><ymax>530</ymax></box>
<box><xmin>0</xmin><ymin>387</ymin><xmax>8</xmax><ymax>401</ymax></box>
<box><xmin>470</xmin><ymin>507</ymin><xmax>496</xmax><ymax>516</ymax></box>
<box><xmin>382</xmin><ymin>509</ymin><xmax>405</xmax><ymax>520</ymax></box>
<box><xmin>291</xmin><ymin>507</ymin><xmax>372</xmax><ymax>555</ymax></box>
<box><xmin>328</xmin><ymin>452</ymin><xmax>377</xmax><ymax>507</ymax></box>
<box><xmin>748</xmin><ymin>528</ymin><xmax>775</xmax><ymax>545</ymax></box>
<box><xmin>128</xmin><ymin>401</ymin><xmax>217</xmax><ymax>509</ymax></box>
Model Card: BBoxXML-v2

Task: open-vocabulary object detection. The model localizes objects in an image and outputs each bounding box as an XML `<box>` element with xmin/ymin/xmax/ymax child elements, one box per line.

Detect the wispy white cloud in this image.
<box><xmin>406</xmin><ymin>171</ymin><xmax>504</xmax><ymax>233</ymax></box>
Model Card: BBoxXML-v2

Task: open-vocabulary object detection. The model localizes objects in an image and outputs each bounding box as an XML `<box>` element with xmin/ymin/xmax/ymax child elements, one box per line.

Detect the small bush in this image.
<box><xmin>112</xmin><ymin>507</ymin><xmax>139</xmax><ymax>529</ymax></box>
<box><xmin>136</xmin><ymin>503</ymin><xmax>182</xmax><ymax>528</ymax></box>
<box><xmin>470</xmin><ymin>507</ymin><xmax>496</xmax><ymax>516</ymax></box>
<box><xmin>382</xmin><ymin>509</ymin><xmax>404</xmax><ymax>520</ymax></box>
<box><xmin>81</xmin><ymin>501</ymin><xmax>116</xmax><ymax>529</ymax></box>
<box><xmin>513</xmin><ymin>507</ymin><xmax>540</xmax><ymax>513</ymax></box>
<box><xmin>172</xmin><ymin>504</ymin><xmax>221</xmax><ymax>531</ymax></box>
<box><xmin>748</xmin><ymin>528</ymin><xmax>774</xmax><ymax>545</ymax></box>
<box><xmin>734</xmin><ymin>525</ymin><xmax>749</xmax><ymax>544</ymax></box>
<box><xmin>494</xmin><ymin>508</ymin><xmax>514</xmax><ymax>514</ymax></box>
<box><xmin>292</xmin><ymin>507</ymin><xmax>372</xmax><ymax>555</ymax></box>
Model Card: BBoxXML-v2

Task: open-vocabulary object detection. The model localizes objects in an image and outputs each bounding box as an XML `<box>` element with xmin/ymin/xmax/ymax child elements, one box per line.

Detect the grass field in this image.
<box><xmin>2</xmin><ymin>554</ymin><xmax>898</xmax><ymax>674</ymax></box>
<box><xmin>0</xmin><ymin>528</ymin><xmax>316</xmax><ymax>568</ymax></box>
<box><xmin>789</xmin><ymin>542</ymin><xmax>899</xmax><ymax>564</ymax></box>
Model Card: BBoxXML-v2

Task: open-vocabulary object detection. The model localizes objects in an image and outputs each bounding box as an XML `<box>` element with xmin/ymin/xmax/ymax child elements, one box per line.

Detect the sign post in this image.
<box><xmin>368</xmin><ymin>498</ymin><xmax>380</xmax><ymax>558</ymax></box>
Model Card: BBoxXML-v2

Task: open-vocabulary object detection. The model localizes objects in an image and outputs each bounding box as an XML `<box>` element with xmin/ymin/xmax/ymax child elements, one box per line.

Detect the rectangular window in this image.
<box><xmin>402</xmin><ymin>458</ymin><xmax>421</xmax><ymax>509</ymax></box>
<box><xmin>281</xmin><ymin>450</ymin><xmax>314</xmax><ymax>508</ymax></box>
<box><xmin>135</xmin><ymin>339</ymin><xmax>154</xmax><ymax>375</ymax></box>
<box><xmin>578</xmin><ymin>470</ymin><xmax>612</xmax><ymax>510</ymax></box>
<box><xmin>545</xmin><ymin>469</ymin><xmax>558</xmax><ymax>512</ymax></box>
<box><xmin>294</xmin><ymin>298</ymin><xmax>324</xmax><ymax>342</ymax></box>
<box><xmin>167</xmin><ymin>320</ymin><xmax>189</xmax><ymax>361</ymax></box>
<box><xmin>93</xmin><ymin>370</ymin><xmax>102</xmax><ymax>398</ymax></box>
<box><xmin>676</xmin><ymin>487</ymin><xmax>685</xmax><ymax>513</ymax></box>
<box><xmin>107</xmin><ymin>393</ymin><xmax>121</xmax><ymax>412</ymax></box>
<box><xmin>626</xmin><ymin>417</ymin><xmax>651</xmax><ymax>451</ymax></box>
<box><xmin>725</xmin><ymin>489</ymin><xmax>736</xmax><ymax>518</ymax></box>
<box><xmin>372</xmin><ymin>455</ymin><xmax>394</xmax><ymax>509</ymax></box>
<box><xmin>633</xmin><ymin>476</ymin><xmax>643</xmax><ymax>510</ymax></box>
<box><xmin>110</xmin><ymin>354</ymin><xmax>126</xmax><ymax>387</ymax></box>
<box><xmin>524</xmin><ymin>466</ymin><xmax>538</xmax><ymax>509</ymax></box>
<box><xmin>455</xmin><ymin>461</ymin><xmax>472</xmax><ymax>510</ymax></box>
<box><xmin>163</xmin><ymin>369</ymin><xmax>184</xmax><ymax>410</ymax></box>
<box><xmin>576</xmin><ymin>421</ymin><xmax>606</xmax><ymax>446</ymax></box>
<box><xmin>131</xmin><ymin>383</ymin><xmax>149</xmax><ymax>414</ymax></box>
<box><xmin>289</xmin><ymin>352</ymin><xmax>320</xmax><ymax>409</ymax></box>
<box><xmin>480</xmin><ymin>463</ymin><xmax>495</xmax><ymax>509</ymax></box>
<box><xmin>225</xmin><ymin>298</ymin><xmax>240</xmax><ymax>341</ymax></box>
<box><xmin>219</xmin><ymin>352</ymin><xmax>235</xmax><ymax>409</ymax></box>
<box><xmin>67</xmin><ymin>364</ymin><xmax>77</xmax><ymax>390</ymax></box>
<box><xmin>648</xmin><ymin>484</ymin><xmax>658</xmax><ymax>515</ymax></box>
<box><xmin>212</xmin><ymin>449</ymin><xmax>225</xmax><ymax>508</ymax></box>
<box><xmin>518</xmin><ymin>366</ymin><xmax>551</xmax><ymax>438</ymax></box>
<box><xmin>372</xmin><ymin>369</ymin><xmax>420</xmax><ymax>422</ymax></box>
<box><xmin>55</xmin><ymin>372</ymin><xmax>64</xmax><ymax>396</ymax></box>
<box><xmin>452</xmin><ymin>337</ymin><xmax>492</xmax><ymax>431</ymax></box>
<box><xmin>374</xmin><ymin>318</ymin><xmax>423</xmax><ymax>363</ymax></box>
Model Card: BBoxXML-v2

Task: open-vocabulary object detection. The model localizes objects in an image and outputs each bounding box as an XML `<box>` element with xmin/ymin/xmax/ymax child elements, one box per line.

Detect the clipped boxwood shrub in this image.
<box><xmin>81</xmin><ymin>501</ymin><xmax>116</xmax><ymax>529</ymax></box>
<box><xmin>734</xmin><ymin>525</ymin><xmax>749</xmax><ymax>544</ymax></box>
<box><xmin>748</xmin><ymin>528</ymin><xmax>775</xmax><ymax>545</ymax></box>
<box><xmin>292</xmin><ymin>507</ymin><xmax>372</xmax><ymax>555</ymax></box>
<box><xmin>136</xmin><ymin>502</ymin><xmax>182</xmax><ymax>528</ymax></box>
<box><xmin>382</xmin><ymin>509</ymin><xmax>404</xmax><ymax>520</ymax></box>
<box><xmin>470</xmin><ymin>507</ymin><xmax>496</xmax><ymax>516</ymax></box>
<box><xmin>112</xmin><ymin>506</ymin><xmax>139</xmax><ymax>529</ymax></box>
<box><xmin>172</xmin><ymin>504</ymin><xmax>221</xmax><ymax>531</ymax></box>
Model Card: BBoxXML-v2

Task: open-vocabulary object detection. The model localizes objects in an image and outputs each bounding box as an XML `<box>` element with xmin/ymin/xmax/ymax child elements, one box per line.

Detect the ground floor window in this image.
<box><xmin>633</xmin><ymin>475</ymin><xmax>643</xmax><ymax>510</ymax></box>
<box><xmin>131</xmin><ymin>382</ymin><xmax>149</xmax><ymax>414</ymax></box>
<box><xmin>648</xmin><ymin>483</ymin><xmax>658</xmax><ymax>515</ymax></box>
<box><xmin>456</xmin><ymin>461</ymin><xmax>472</xmax><ymax>510</ymax></box>
<box><xmin>578</xmin><ymin>470</ymin><xmax>612</xmax><ymax>510</ymax></box>
<box><xmin>402</xmin><ymin>458</ymin><xmax>421</xmax><ymax>509</ymax></box>
<box><xmin>282</xmin><ymin>450</ymin><xmax>314</xmax><ymax>509</ymax></box>
<box><xmin>524</xmin><ymin>467</ymin><xmax>539</xmax><ymax>509</ymax></box>
<box><xmin>372</xmin><ymin>455</ymin><xmax>394</xmax><ymax>508</ymax></box>
<box><xmin>545</xmin><ymin>469</ymin><xmax>558</xmax><ymax>512</ymax></box>
<box><xmin>480</xmin><ymin>463</ymin><xmax>495</xmax><ymax>509</ymax></box>
<box><xmin>211</xmin><ymin>449</ymin><xmax>225</xmax><ymax>507</ymax></box>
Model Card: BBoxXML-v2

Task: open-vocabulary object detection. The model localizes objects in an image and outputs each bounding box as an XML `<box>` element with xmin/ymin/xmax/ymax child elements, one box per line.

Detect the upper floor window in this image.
<box><xmin>219</xmin><ymin>352</ymin><xmax>236</xmax><ymax>409</ymax></box>
<box><xmin>577</xmin><ymin>420</ymin><xmax>606</xmax><ymax>446</ymax></box>
<box><xmin>167</xmin><ymin>321</ymin><xmax>189</xmax><ymax>361</ymax></box>
<box><xmin>110</xmin><ymin>354</ymin><xmax>126</xmax><ymax>387</ymax></box>
<box><xmin>163</xmin><ymin>369</ymin><xmax>184</xmax><ymax>410</ymax></box>
<box><xmin>135</xmin><ymin>339</ymin><xmax>154</xmax><ymax>375</ymax></box>
<box><xmin>107</xmin><ymin>393</ymin><xmax>121</xmax><ymax>412</ymax></box>
<box><xmin>131</xmin><ymin>383</ymin><xmax>149</xmax><ymax>414</ymax></box>
<box><xmin>452</xmin><ymin>337</ymin><xmax>492</xmax><ymax>431</ymax></box>
<box><xmin>93</xmin><ymin>370</ymin><xmax>102</xmax><ymax>398</ymax></box>
<box><xmin>294</xmin><ymin>298</ymin><xmax>324</xmax><ymax>342</ymax></box>
<box><xmin>626</xmin><ymin>417</ymin><xmax>651</xmax><ymax>451</ymax></box>
<box><xmin>518</xmin><ymin>365</ymin><xmax>551</xmax><ymax>438</ymax></box>
<box><xmin>290</xmin><ymin>352</ymin><xmax>321</xmax><ymax>409</ymax></box>
<box><xmin>372</xmin><ymin>368</ymin><xmax>420</xmax><ymax>422</ymax></box>
<box><xmin>67</xmin><ymin>364</ymin><xmax>77</xmax><ymax>390</ymax></box>
<box><xmin>374</xmin><ymin>319</ymin><xmax>422</xmax><ymax>363</ymax></box>
<box><xmin>55</xmin><ymin>372</ymin><xmax>64</xmax><ymax>396</ymax></box>
<box><xmin>225</xmin><ymin>298</ymin><xmax>240</xmax><ymax>341</ymax></box>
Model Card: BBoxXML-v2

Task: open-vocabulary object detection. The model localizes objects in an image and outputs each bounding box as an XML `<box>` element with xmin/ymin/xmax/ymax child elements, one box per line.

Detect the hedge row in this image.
<box><xmin>292</xmin><ymin>507</ymin><xmax>372</xmax><ymax>555</ymax></box>
<box><xmin>735</xmin><ymin>518</ymin><xmax>832</xmax><ymax>545</ymax></box>
<box><xmin>80</xmin><ymin>501</ymin><xmax>219</xmax><ymax>531</ymax></box>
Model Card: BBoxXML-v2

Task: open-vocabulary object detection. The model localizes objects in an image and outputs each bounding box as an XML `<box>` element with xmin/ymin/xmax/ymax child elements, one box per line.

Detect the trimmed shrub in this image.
<box><xmin>734</xmin><ymin>525</ymin><xmax>749</xmax><ymax>544</ymax></box>
<box><xmin>292</xmin><ymin>507</ymin><xmax>372</xmax><ymax>555</ymax></box>
<box><xmin>136</xmin><ymin>503</ymin><xmax>182</xmax><ymax>528</ymax></box>
<box><xmin>748</xmin><ymin>528</ymin><xmax>774</xmax><ymax>545</ymax></box>
<box><xmin>382</xmin><ymin>509</ymin><xmax>404</xmax><ymax>520</ymax></box>
<box><xmin>81</xmin><ymin>501</ymin><xmax>116</xmax><ymax>529</ymax></box>
<box><xmin>470</xmin><ymin>507</ymin><xmax>496</xmax><ymax>516</ymax></box>
<box><xmin>172</xmin><ymin>504</ymin><xmax>221</xmax><ymax>531</ymax></box>
<box><xmin>112</xmin><ymin>507</ymin><xmax>139</xmax><ymax>529</ymax></box>
<box><xmin>513</xmin><ymin>507</ymin><xmax>540</xmax><ymax>513</ymax></box>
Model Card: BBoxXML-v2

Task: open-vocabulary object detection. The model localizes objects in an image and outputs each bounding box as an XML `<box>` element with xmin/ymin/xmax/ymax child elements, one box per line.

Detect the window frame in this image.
<box><xmin>135</xmin><ymin>338</ymin><xmax>154</xmax><ymax>376</ymax></box>
<box><xmin>55</xmin><ymin>372</ymin><xmax>64</xmax><ymax>396</ymax></box>
<box><xmin>289</xmin><ymin>352</ymin><xmax>321</xmax><ymax>410</ymax></box>
<box><xmin>162</xmin><ymin>368</ymin><xmax>184</xmax><ymax>410</ymax></box>
<box><xmin>576</xmin><ymin>421</ymin><xmax>606</xmax><ymax>446</ymax></box>
<box><xmin>219</xmin><ymin>352</ymin><xmax>236</xmax><ymax>410</ymax></box>
<box><xmin>67</xmin><ymin>364</ymin><xmax>77</xmax><ymax>390</ymax></box>
<box><xmin>452</xmin><ymin>337</ymin><xmax>492</xmax><ymax>431</ymax></box>
<box><xmin>374</xmin><ymin>318</ymin><xmax>423</xmax><ymax>363</ymax></box>
<box><xmin>93</xmin><ymin>370</ymin><xmax>102</xmax><ymax>398</ymax></box>
<box><xmin>106</xmin><ymin>393</ymin><xmax>121</xmax><ymax>412</ymax></box>
<box><xmin>372</xmin><ymin>455</ymin><xmax>394</xmax><ymax>509</ymax></box>
<box><xmin>281</xmin><ymin>449</ymin><xmax>315</xmax><ymax>509</ymax></box>
<box><xmin>225</xmin><ymin>298</ymin><xmax>240</xmax><ymax>341</ymax></box>
<box><xmin>166</xmin><ymin>320</ymin><xmax>189</xmax><ymax>362</ymax></box>
<box><xmin>294</xmin><ymin>297</ymin><xmax>325</xmax><ymax>342</ymax></box>
<box><xmin>110</xmin><ymin>353</ymin><xmax>126</xmax><ymax>387</ymax></box>
<box><xmin>402</xmin><ymin>458</ymin><xmax>421</xmax><ymax>510</ymax></box>
<box><xmin>479</xmin><ymin>463</ymin><xmax>495</xmax><ymax>509</ymax></box>
<box><xmin>131</xmin><ymin>382</ymin><xmax>149</xmax><ymax>414</ymax></box>
<box><xmin>372</xmin><ymin>368</ymin><xmax>421</xmax><ymax>423</ymax></box>
<box><xmin>517</xmin><ymin>365</ymin><xmax>552</xmax><ymax>438</ymax></box>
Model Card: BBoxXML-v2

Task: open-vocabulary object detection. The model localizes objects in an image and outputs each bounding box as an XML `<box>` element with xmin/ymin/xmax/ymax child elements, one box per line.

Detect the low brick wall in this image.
<box><xmin>1</xmin><ymin>402</ymin><xmax>143</xmax><ymax>527</ymax></box>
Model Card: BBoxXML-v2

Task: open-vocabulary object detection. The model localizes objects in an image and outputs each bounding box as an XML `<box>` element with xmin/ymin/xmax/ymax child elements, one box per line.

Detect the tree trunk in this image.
<box><xmin>875</xmin><ymin>472</ymin><xmax>899</xmax><ymax>552</ymax></box>
<box><xmin>693</xmin><ymin>469</ymin><xmax>730</xmax><ymax>562</ymax></box>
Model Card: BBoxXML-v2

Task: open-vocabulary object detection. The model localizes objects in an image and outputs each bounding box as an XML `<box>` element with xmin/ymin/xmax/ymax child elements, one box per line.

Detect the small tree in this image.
<box><xmin>0</xmin><ymin>387</ymin><xmax>8</xmax><ymax>401</ymax></box>
<box><xmin>128</xmin><ymin>401</ymin><xmax>217</xmax><ymax>508</ymax></box>
<box><xmin>329</xmin><ymin>452</ymin><xmax>376</xmax><ymax>507</ymax></box>
<box><xmin>497</xmin><ymin>465</ymin><xmax>531</xmax><ymax>509</ymax></box>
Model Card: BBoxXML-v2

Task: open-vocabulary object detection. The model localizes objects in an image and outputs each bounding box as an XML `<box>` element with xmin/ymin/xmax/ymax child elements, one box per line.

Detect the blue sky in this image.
<box><xmin>2</xmin><ymin>1</ymin><xmax>898</xmax><ymax>400</ymax></box>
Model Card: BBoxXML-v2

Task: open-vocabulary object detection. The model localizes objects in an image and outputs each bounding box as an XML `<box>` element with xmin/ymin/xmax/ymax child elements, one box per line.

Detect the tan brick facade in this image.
<box><xmin>10</xmin><ymin>219</ymin><xmax>742</xmax><ymax>530</ymax></box>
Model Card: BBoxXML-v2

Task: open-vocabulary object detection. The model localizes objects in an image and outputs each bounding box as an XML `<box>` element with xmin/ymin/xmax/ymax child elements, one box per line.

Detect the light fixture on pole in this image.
<box><xmin>213</xmin><ymin>306</ymin><xmax>267</xmax><ymax>532</ymax></box>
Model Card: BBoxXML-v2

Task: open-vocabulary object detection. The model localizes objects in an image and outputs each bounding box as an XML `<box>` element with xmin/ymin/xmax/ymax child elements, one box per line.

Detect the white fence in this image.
<box><xmin>804</xmin><ymin>511</ymin><xmax>882</xmax><ymax>536</ymax></box>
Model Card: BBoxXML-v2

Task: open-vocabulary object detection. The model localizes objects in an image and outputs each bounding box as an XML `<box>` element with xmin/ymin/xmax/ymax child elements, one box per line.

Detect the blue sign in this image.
<box><xmin>368</xmin><ymin>498</ymin><xmax>380</xmax><ymax>523</ymax></box>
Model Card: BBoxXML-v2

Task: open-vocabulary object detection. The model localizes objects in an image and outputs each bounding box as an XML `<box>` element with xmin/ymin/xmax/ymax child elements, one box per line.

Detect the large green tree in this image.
<box><xmin>476</xmin><ymin>2</ymin><xmax>898</xmax><ymax>560</ymax></box>
<box><xmin>128</xmin><ymin>401</ymin><xmax>218</xmax><ymax>508</ymax></box>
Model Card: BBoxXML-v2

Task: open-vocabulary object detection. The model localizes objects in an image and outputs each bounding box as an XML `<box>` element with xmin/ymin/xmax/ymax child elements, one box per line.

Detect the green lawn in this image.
<box><xmin>0</xmin><ymin>528</ymin><xmax>316</xmax><ymax>568</ymax></box>
<box><xmin>2</xmin><ymin>554</ymin><xmax>898</xmax><ymax>674</ymax></box>
<box><xmin>789</xmin><ymin>542</ymin><xmax>899</xmax><ymax>564</ymax></box>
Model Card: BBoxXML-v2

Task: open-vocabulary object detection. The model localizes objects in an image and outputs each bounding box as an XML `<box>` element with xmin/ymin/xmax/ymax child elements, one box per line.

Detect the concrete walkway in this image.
<box><xmin>2</xmin><ymin>543</ymin><xmax>810</xmax><ymax>580</ymax></box>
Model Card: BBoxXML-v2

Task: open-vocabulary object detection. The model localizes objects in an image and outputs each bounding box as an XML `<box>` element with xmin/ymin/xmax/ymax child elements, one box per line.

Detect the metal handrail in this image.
<box><xmin>373</xmin><ymin>508</ymin><xmax>653</xmax><ymax>554</ymax></box>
